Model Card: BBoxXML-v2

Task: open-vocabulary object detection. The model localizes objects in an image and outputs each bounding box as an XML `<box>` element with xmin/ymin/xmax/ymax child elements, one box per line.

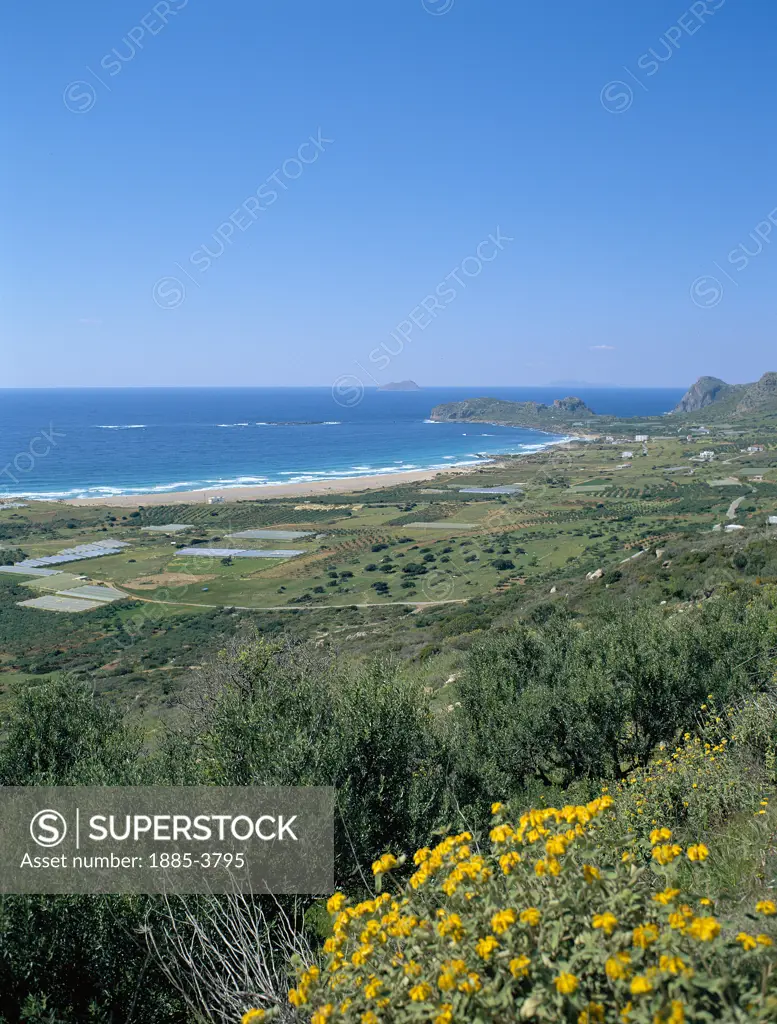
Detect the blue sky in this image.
<box><xmin>3</xmin><ymin>0</ymin><xmax>775</xmax><ymax>388</ymax></box>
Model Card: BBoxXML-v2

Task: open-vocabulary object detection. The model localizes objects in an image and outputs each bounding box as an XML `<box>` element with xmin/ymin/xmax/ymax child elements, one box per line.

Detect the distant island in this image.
<box><xmin>377</xmin><ymin>380</ymin><xmax>421</xmax><ymax>391</ymax></box>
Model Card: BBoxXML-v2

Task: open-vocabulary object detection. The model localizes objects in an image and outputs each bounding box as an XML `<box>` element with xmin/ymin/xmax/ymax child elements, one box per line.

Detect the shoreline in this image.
<box><xmin>4</xmin><ymin>435</ymin><xmax>585</xmax><ymax>509</ymax></box>
<box><xmin>37</xmin><ymin>465</ymin><xmax>486</xmax><ymax>508</ymax></box>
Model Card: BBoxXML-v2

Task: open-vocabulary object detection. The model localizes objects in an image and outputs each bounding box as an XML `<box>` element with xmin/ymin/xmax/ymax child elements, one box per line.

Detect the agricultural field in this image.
<box><xmin>2</xmin><ymin>424</ymin><xmax>776</xmax><ymax>726</ymax></box>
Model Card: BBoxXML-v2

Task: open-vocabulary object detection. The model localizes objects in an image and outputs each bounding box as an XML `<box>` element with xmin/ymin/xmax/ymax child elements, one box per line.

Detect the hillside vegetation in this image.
<box><xmin>2</xmin><ymin>396</ymin><xmax>777</xmax><ymax>1021</ymax></box>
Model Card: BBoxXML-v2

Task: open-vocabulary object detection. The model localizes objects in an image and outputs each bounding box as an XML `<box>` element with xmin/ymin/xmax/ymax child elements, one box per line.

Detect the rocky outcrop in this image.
<box><xmin>674</xmin><ymin>376</ymin><xmax>731</xmax><ymax>413</ymax></box>
<box><xmin>429</xmin><ymin>396</ymin><xmax>596</xmax><ymax>427</ymax></box>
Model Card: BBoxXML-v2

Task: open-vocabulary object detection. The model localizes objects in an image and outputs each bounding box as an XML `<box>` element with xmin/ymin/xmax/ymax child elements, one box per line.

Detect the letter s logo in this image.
<box><xmin>30</xmin><ymin>809</ymin><xmax>68</xmax><ymax>847</ymax></box>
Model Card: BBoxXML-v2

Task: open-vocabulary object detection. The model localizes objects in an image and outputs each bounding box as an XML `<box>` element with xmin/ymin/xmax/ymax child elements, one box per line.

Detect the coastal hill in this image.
<box><xmin>429</xmin><ymin>373</ymin><xmax>777</xmax><ymax>431</ymax></box>
<box><xmin>430</xmin><ymin>395</ymin><xmax>596</xmax><ymax>428</ymax></box>
<box><xmin>377</xmin><ymin>380</ymin><xmax>421</xmax><ymax>391</ymax></box>
<box><xmin>674</xmin><ymin>372</ymin><xmax>777</xmax><ymax>418</ymax></box>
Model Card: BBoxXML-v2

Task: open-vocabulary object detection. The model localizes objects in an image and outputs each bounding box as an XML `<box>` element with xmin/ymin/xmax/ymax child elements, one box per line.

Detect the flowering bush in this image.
<box><xmin>279</xmin><ymin>796</ymin><xmax>777</xmax><ymax>1023</ymax></box>
<box><xmin>605</xmin><ymin>693</ymin><xmax>777</xmax><ymax>847</ymax></box>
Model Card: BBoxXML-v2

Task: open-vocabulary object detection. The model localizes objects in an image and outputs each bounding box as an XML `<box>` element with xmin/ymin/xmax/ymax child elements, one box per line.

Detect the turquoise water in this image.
<box><xmin>0</xmin><ymin>386</ymin><xmax>685</xmax><ymax>499</ymax></box>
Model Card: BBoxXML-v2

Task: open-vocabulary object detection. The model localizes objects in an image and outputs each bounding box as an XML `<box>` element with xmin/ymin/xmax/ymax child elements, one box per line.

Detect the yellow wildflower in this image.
<box><xmin>490</xmin><ymin>824</ymin><xmax>514</xmax><ymax>843</ymax></box>
<box><xmin>605</xmin><ymin>956</ymin><xmax>628</xmax><ymax>981</ymax></box>
<box><xmin>554</xmin><ymin>972</ymin><xmax>579</xmax><ymax>995</ymax></box>
<box><xmin>491</xmin><ymin>801</ymin><xmax>504</xmax><ymax>814</ymax></box>
<box><xmin>475</xmin><ymin>935</ymin><xmax>499</xmax><ymax>960</ymax></box>
<box><xmin>687</xmin><ymin>843</ymin><xmax>709</xmax><ymax>862</ymax></box>
<box><xmin>668</xmin><ymin>1002</ymin><xmax>685</xmax><ymax>1024</ymax></box>
<box><xmin>509</xmin><ymin>954</ymin><xmax>531</xmax><ymax>978</ymax></box>
<box><xmin>491</xmin><ymin>908</ymin><xmax>517</xmax><ymax>934</ymax></box>
<box><xmin>435</xmin><ymin>1006</ymin><xmax>453</xmax><ymax>1024</ymax></box>
<box><xmin>649</xmin><ymin>827</ymin><xmax>672</xmax><ymax>844</ymax></box>
<box><xmin>653</xmin><ymin>887</ymin><xmax>680</xmax><ymax>905</ymax></box>
<box><xmin>659</xmin><ymin>954</ymin><xmax>685</xmax><ymax>974</ymax></box>
<box><xmin>520</xmin><ymin>907</ymin><xmax>541</xmax><ymax>926</ymax></box>
<box><xmin>371</xmin><ymin>853</ymin><xmax>397</xmax><ymax>876</ymax></box>
<box><xmin>546</xmin><ymin>835</ymin><xmax>568</xmax><ymax>857</ymax></box>
<box><xmin>687</xmin><ymin>916</ymin><xmax>720</xmax><ymax>942</ymax></box>
<box><xmin>656</xmin><ymin>1001</ymin><xmax>686</xmax><ymax>1024</ymax></box>
<box><xmin>579</xmin><ymin>1003</ymin><xmax>605</xmax><ymax>1024</ymax></box>
<box><xmin>756</xmin><ymin>900</ymin><xmax>777</xmax><ymax>915</ymax></box>
<box><xmin>582</xmin><ymin>864</ymin><xmax>601</xmax><ymax>884</ymax></box>
<box><xmin>326</xmin><ymin>893</ymin><xmax>346</xmax><ymax>915</ymax></box>
<box><xmin>630</xmin><ymin>975</ymin><xmax>652</xmax><ymax>995</ymax></box>
<box><xmin>592</xmin><ymin>911</ymin><xmax>618</xmax><ymax>935</ymax></box>
<box><xmin>500</xmin><ymin>851</ymin><xmax>521</xmax><ymax>874</ymax></box>
<box><xmin>632</xmin><ymin>924</ymin><xmax>658</xmax><ymax>949</ymax></box>
<box><xmin>361</xmin><ymin>1013</ymin><xmax>378</xmax><ymax>1024</ymax></box>
<box><xmin>457</xmin><ymin>972</ymin><xmax>482</xmax><ymax>994</ymax></box>
<box><xmin>311</xmin><ymin>1006</ymin><xmax>333</xmax><ymax>1024</ymax></box>
<box><xmin>241</xmin><ymin>1011</ymin><xmax>265</xmax><ymax>1024</ymax></box>
<box><xmin>409</xmin><ymin>982</ymin><xmax>432</xmax><ymax>1001</ymax></box>
<box><xmin>757</xmin><ymin>934</ymin><xmax>774</xmax><ymax>946</ymax></box>
<box><xmin>652</xmin><ymin>843</ymin><xmax>683</xmax><ymax>865</ymax></box>
<box><xmin>736</xmin><ymin>932</ymin><xmax>757</xmax><ymax>951</ymax></box>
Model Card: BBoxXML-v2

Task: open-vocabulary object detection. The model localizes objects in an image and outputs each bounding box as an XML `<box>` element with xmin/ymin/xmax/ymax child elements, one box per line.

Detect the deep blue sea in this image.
<box><xmin>0</xmin><ymin>387</ymin><xmax>685</xmax><ymax>499</ymax></box>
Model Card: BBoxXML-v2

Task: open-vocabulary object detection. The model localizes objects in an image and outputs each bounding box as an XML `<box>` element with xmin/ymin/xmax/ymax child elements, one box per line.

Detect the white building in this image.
<box><xmin>748</xmin><ymin>445</ymin><xmax>765</xmax><ymax>453</ymax></box>
<box><xmin>208</xmin><ymin>495</ymin><xmax>224</xmax><ymax>504</ymax></box>
<box><xmin>769</xmin><ymin>516</ymin><xmax>777</xmax><ymax>526</ymax></box>
<box><xmin>724</xmin><ymin>524</ymin><xmax>744</xmax><ymax>532</ymax></box>
<box><xmin>621</xmin><ymin>451</ymin><xmax>634</xmax><ymax>459</ymax></box>
<box><xmin>699</xmin><ymin>450</ymin><xmax>715</xmax><ymax>461</ymax></box>
<box><xmin>635</xmin><ymin>434</ymin><xmax>648</xmax><ymax>442</ymax></box>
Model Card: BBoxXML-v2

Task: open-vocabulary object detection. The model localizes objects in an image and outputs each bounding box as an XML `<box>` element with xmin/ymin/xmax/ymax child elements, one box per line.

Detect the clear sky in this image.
<box><xmin>3</xmin><ymin>0</ymin><xmax>775</xmax><ymax>389</ymax></box>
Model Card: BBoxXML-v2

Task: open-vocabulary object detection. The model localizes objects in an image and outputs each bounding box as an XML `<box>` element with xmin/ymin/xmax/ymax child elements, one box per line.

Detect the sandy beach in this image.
<box><xmin>58</xmin><ymin>464</ymin><xmax>483</xmax><ymax>508</ymax></box>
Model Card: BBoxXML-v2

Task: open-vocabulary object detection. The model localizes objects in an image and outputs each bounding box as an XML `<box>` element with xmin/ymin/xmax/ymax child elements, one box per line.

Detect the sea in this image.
<box><xmin>0</xmin><ymin>387</ymin><xmax>686</xmax><ymax>500</ymax></box>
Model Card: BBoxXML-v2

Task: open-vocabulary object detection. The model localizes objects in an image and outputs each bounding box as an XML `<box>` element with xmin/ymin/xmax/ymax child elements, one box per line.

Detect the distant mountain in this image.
<box><xmin>430</xmin><ymin>395</ymin><xmax>597</xmax><ymax>429</ymax></box>
<box><xmin>377</xmin><ymin>380</ymin><xmax>421</xmax><ymax>391</ymax></box>
<box><xmin>674</xmin><ymin>373</ymin><xmax>777</xmax><ymax>418</ymax></box>
<box><xmin>673</xmin><ymin>376</ymin><xmax>733</xmax><ymax>413</ymax></box>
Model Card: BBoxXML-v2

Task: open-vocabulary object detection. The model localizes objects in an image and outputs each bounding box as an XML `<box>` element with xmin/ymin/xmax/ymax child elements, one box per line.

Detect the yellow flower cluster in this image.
<box><xmin>612</xmin><ymin>697</ymin><xmax>772</xmax><ymax>852</ymax></box>
<box><xmin>288</xmin><ymin>796</ymin><xmax>777</xmax><ymax>1023</ymax></box>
